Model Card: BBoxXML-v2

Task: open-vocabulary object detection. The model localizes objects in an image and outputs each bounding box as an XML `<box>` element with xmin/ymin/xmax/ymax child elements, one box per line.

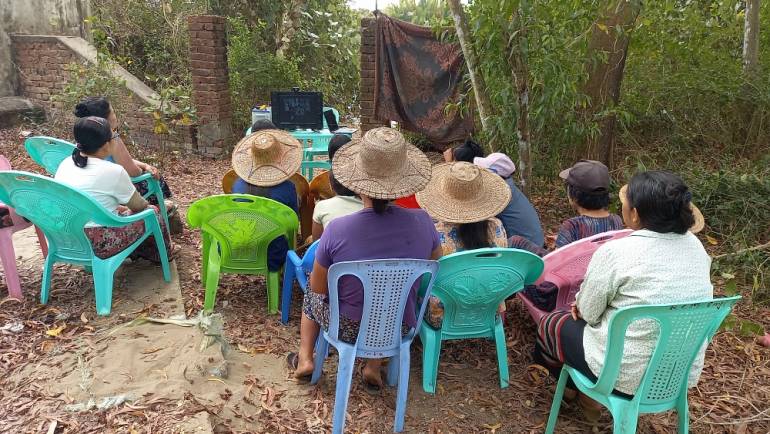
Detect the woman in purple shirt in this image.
<box><xmin>288</xmin><ymin>128</ymin><xmax>442</xmax><ymax>391</ymax></box>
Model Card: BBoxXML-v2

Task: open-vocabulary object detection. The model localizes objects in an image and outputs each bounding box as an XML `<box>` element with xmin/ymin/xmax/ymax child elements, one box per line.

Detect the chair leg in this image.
<box><xmin>0</xmin><ymin>230</ymin><xmax>22</xmax><ymax>299</ymax></box>
<box><xmin>34</xmin><ymin>226</ymin><xmax>48</xmax><ymax>258</ymax></box>
<box><xmin>420</xmin><ymin>327</ymin><xmax>442</xmax><ymax>394</ymax></box>
<box><xmin>267</xmin><ymin>270</ymin><xmax>280</xmax><ymax>314</ymax></box>
<box><xmin>611</xmin><ymin>403</ymin><xmax>639</xmax><ymax>434</ymax></box>
<box><xmin>280</xmin><ymin>262</ymin><xmax>296</xmax><ymax>324</ymax></box>
<box><xmin>493</xmin><ymin>317</ymin><xmax>510</xmax><ymax>388</ymax></box>
<box><xmin>311</xmin><ymin>334</ymin><xmax>329</xmax><ymax>385</ymax></box>
<box><xmin>386</xmin><ymin>354</ymin><xmax>398</xmax><ymax>387</ymax></box>
<box><xmin>330</xmin><ymin>346</ymin><xmax>356</xmax><ymax>434</ymax></box>
<box><xmin>203</xmin><ymin>259</ymin><xmax>221</xmax><ymax>313</ymax></box>
<box><xmin>676</xmin><ymin>396</ymin><xmax>689</xmax><ymax>434</ymax></box>
<box><xmin>545</xmin><ymin>368</ymin><xmax>570</xmax><ymax>434</ymax></box>
<box><xmin>92</xmin><ymin>260</ymin><xmax>115</xmax><ymax>316</ymax></box>
<box><xmin>150</xmin><ymin>221</ymin><xmax>171</xmax><ymax>282</ymax></box>
<box><xmin>40</xmin><ymin>253</ymin><xmax>55</xmax><ymax>304</ymax></box>
<box><xmin>394</xmin><ymin>345</ymin><xmax>412</xmax><ymax>432</ymax></box>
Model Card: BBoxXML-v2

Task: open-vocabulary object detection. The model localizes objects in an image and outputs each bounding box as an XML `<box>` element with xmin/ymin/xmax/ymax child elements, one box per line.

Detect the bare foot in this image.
<box><xmin>577</xmin><ymin>393</ymin><xmax>602</xmax><ymax>421</ymax></box>
<box><xmin>362</xmin><ymin>362</ymin><xmax>384</xmax><ymax>388</ymax></box>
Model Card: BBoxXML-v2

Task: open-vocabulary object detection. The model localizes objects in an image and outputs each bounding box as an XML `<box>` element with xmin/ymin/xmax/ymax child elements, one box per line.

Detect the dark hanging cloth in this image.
<box><xmin>374</xmin><ymin>14</ymin><xmax>474</xmax><ymax>147</ymax></box>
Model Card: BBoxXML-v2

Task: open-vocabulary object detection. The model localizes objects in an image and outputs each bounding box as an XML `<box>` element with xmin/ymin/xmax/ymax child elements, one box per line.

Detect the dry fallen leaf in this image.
<box><xmin>45</xmin><ymin>324</ymin><xmax>66</xmax><ymax>337</ymax></box>
<box><xmin>80</xmin><ymin>312</ymin><xmax>89</xmax><ymax>324</ymax></box>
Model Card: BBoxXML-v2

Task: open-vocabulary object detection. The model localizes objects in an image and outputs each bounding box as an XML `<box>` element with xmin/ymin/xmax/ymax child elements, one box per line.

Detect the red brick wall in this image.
<box><xmin>360</xmin><ymin>17</ymin><xmax>387</xmax><ymax>133</ymax></box>
<box><xmin>188</xmin><ymin>15</ymin><xmax>232</xmax><ymax>157</ymax></box>
<box><xmin>10</xmin><ymin>35</ymin><xmax>195</xmax><ymax>151</ymax></box>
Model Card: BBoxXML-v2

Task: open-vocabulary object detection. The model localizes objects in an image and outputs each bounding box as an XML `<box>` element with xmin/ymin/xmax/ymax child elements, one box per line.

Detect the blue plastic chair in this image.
<box><xmin>280</xmin><ymin>240</ymin><xmax>319</xmax><ymax>324</ymax></box>
<box><xmin>24</xmin><ymin>136</ymin><xmax>170</xmax><ymax>232</ymax></box>
<box><xmin>0</xmin><ymin>171</ymin><xmax>171</xmax><ymax>315</ymax></box>
<box><xmin>418</xmin><ymin>248</ymin><xmax>544</xmax><ymax>394</ymax></box>
<box><xmin>310</xmin><ymin>259</ymin><xmax>440</xmax><ymax>434</ymax></box>
<box><xmin>546</xmin><ymin>296</ymin><xmax>741</xmax><ymax>434</ymax></box>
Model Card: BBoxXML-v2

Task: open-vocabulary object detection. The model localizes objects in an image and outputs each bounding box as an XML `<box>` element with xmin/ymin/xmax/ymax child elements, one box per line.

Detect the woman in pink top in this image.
<box><xmin>288</xmin><ymin>128</ymin><xmax>442</xmax><ymax>391</ymax></box>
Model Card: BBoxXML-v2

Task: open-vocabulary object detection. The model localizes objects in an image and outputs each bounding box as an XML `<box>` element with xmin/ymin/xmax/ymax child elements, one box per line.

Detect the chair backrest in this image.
<box><xmin>24</xmin><ymin>136</ymin><xmax>76</xmax><ymax>175</ymax></box>
<box><xmin>0</xmin><ymin>171</ymin><xmax>123</xmax><ymax>262</ymax></box>
<box><xmin>187</xmin><ymin>194</ymin><xmax>298</xmax><ymax>271</ymax></box>
<box><xmin>432</xmin><ymin>248</ymin><xmax>544</xmax><ymax>336</ymax></box>
<box><xmin>302</xmin><ymin>240</ymin><xmax>320</xmax><ymax>271</ymax></box>
<box><xmin>595</xmin><ymin>296</ymin><xmax>740</xmax><ymax>406</ymax></box>
<box><xmin>538</xmin><ymin>229</ymin><xmax>633</xmax><ymax>311</ymax></box>
<box><xmin>309</xmin><ymin>170</ymin><xmax>334</xmax><ymax>202</ymax></box>
<box><xmin>327</xmin><ymin>259</ymin><xmax>439</xmax><ymax>356</ymax></box>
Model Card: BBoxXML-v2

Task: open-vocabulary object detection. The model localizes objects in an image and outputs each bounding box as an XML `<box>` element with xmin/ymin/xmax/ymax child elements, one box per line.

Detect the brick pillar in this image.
<box><xmin>189</xmin><ymin>15</ymin><xmax>232</xmax><ymax>157</ymax></box>
<box><xmin>360</xmin><ymin>17</ymin><xmax>387</xmax><ymax>133</ymax></box>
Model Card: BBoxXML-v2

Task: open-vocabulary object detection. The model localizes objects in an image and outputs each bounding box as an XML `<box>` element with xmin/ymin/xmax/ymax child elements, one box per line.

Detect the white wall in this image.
<box><xmin>0</xmin><ymin>0</ymin><xmax>90</xmax><ymax>96</ymax></box>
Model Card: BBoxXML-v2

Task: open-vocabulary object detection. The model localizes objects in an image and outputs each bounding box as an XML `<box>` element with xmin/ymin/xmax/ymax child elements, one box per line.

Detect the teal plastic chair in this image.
<box><xmin>545</xmin><ymin>296</ymin><xmax>741</xmax><ymax>434</ymax></box>
<box><xmin>418</xmin><ymin>248</ymin><xmax>544</xmax><ymax>394</ymax></box>
<box><xmin>24</xmin><ymin>136</ymin><xmax>170</xmax><ymax>232</ymax></box>
<box><xmin>0</xmin><ymin>171</ymin><xmax>171</xmax><ymax>315</ymax></box>
<box><xmin>186</xmin><ymin>194</ymin><xmax>298</xmax><ymax>314</ymax></box>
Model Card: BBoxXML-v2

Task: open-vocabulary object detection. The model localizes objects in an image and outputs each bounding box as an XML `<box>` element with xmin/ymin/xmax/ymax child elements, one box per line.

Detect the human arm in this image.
<box><xmin>311</xmin><ymin>221</ymin><xmax>324</xmax><ymax>241</ymax></box>
<box><xmin>134</xmin><ymin>160</ymin><xmax>160</xmax><ymax>179</ymax></box>
<box><xmin>125</xmin><ymin>191</ymin><xmax>149</xmax><ymax>213</ymax></box>
<box><xmin>112</xmin><ymin>166</ymin><xmax>147</xmax><ymax>213</ymax></box>
<box><xmin>554</xmin><ymin>219</ymin><xmax>576</xmax><ymax>248</ymax></box>
<box><xmin>109</xmin><ymin>135</ymin><xmax>143</xmax><ymax>177</ymax></box>
<box><xmin>309</xmin><ymin>260</ymin><xmax>329</xmax><ymax>295</ymax></box>
<box><xmin>574</xmin><ymin>247</ymin><xmax>618</xmax><ymax>325</ymax></box>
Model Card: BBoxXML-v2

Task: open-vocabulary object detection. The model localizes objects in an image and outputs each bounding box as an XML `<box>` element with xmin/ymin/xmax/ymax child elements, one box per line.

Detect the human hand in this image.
<box><xmin>138</xmin><ymin>162</ymin><xmax>160</xmax><ymax>179</ymax></box>
<box><xmin>443</xmin><ymin>148</ymin><xmax>455</xmax><ymax>163</ymax></box>
<box><xmin>116</xmin><ymin>205</ymin><xmax>130</xmax><ymax>215</ymax></box>
<box><xmin>570</xmin><ymin>302</ymin><xmax>581</xmax><ymax>321</ymax></box>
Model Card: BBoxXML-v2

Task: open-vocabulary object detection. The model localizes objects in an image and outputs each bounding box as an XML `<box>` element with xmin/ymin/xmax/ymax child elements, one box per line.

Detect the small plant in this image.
<box><xmin>141</xmin><ymin>77</ymin><xmax>196</xmax><ymax>170</ymax></box>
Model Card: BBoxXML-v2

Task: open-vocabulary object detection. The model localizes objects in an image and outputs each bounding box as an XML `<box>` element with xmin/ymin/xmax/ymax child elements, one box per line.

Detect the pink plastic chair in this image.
<box><xmin>0</xmin><ymin>156</ymin><xmax>48</xmax><ymax>299</ymax></box>
<box><xmin>517</xmin><ymin>229</ymin><xmax>633</xmax><ymax>324</ymax></box>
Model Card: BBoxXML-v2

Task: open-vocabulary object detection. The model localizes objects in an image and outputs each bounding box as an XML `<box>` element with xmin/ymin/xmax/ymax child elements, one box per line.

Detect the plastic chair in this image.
<box><xmin>280</xmin><ymin>240</ymin><xmax>319</xmax><ymax>324</ymax></box>
<box><xmin>186</xmin><ymin>194</ymin><xmax>298</xmax><ymax>314</ymax></box>
<box><xmin>0</xmin><ymin>171</ymin><xmax>170</xmax><ymax>315</ymax></box>
<box><xmin>517</xmin><ymin>229</ymin><xmax>633</xmax><ymax>324</ymax></box>
<box><xmin>418</xmin><ymin>248</ymin><xmax>543</xmax><ymax>394</ymax></box>
<box><xmin>0</xmin><ymin>156</ymin><xmax>48</xmax><ymax>299</ymax></box>
<box><xmin>546</xmin><ymin>296</ymin><xmax>740</xmax><ymax>434</ymax></box>
<box><xmin>310</xmin><ymin>259</ymin><xmax>440</xmax><ymax>434</ymax></box>
<box><xmin>24</xmin><ymin>136</ymin><xmax>170</xmax><ymax>232</ymax></box>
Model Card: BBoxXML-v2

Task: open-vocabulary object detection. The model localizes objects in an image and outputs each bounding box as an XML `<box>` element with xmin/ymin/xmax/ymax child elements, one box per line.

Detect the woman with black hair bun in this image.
<box><xmin>533</xmin><ymin>170</ymin><xmax>711</xmax><ymax>419</ymax></box>
<box><xmin>74</xmin><ymin>97</ymin><xmax>175</xmax><ymax>215</ymax></box>
<box><xmin>55</xmin><ymin>116</ymin><xmax>178</xmax><ymax>263</ymax></box>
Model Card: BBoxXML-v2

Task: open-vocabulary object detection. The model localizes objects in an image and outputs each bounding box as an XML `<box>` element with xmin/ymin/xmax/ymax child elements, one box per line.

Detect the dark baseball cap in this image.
<box><xmin>559</xmin><ymin>160</ymin><xmax>610</xmax><ymax>193</ymax></box>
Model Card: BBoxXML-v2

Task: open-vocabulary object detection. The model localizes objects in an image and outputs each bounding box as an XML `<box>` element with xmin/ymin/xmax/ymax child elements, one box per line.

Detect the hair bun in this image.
<box><xmin>73</xmin><ymin>102</ymin><xmax>90</xmax><ymax>117</ymax></box>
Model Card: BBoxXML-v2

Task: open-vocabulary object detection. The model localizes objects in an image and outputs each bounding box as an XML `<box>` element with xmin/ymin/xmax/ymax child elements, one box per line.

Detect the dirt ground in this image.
<box><xmin>0</xmin><ymin>125</ymin><xmax>769</xmax><ymax>433</ymax></box>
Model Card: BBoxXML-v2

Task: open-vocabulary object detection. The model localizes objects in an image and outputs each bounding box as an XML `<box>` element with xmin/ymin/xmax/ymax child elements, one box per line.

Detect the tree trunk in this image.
<box><xmin>505</xmin><ymin>5</ymin><xmax>532</xmax><ymax>196</ymax></box>
<box><xmin>275</xmin><ymin>0</ymin><xmax>307</xmax><ymax>59</ymax></box>
<box><xmin>447</xmin><ymin>0</ymin><xmax>498</xmax><ymax>152</ymax></box>
<box><xmin>581</xmin><ymin>0</ymin><xmax>641</xmax><ymax>167</ymax></box>
<box><xmin>743</xmin><ymin>0</ymin><xmax>760</xmax><ymax>77</ymax></box>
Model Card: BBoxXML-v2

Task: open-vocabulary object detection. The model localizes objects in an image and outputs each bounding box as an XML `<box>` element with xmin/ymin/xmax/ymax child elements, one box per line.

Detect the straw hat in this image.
<box><xmin>416</xmin><ymin>162</ymin><xmax>512</xmax><ymax>224</ymax></box>
<box><xmin>231</xmin><ymin>129</ymin><xmax>303</xmax><ymax>187</ymax></box>
<box><xmin>619</xmin><ymin>184</ymin><xmax>705</xmax><ymax>233</ymax></box>
<box><xmin>332</xmin><ymin>127</ymin><xmax>431</xmax><ymax>199</ymax></box>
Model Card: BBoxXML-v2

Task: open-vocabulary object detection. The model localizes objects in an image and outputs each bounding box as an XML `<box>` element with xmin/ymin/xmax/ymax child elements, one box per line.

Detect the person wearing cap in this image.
<box><xmin>416</xmin><ymin>161</ymin><xmax>511</xmax><ymax>328</ymax></box>
<box><xmin>288</xmin><ymin>127</ymin><xmax>443</xmax><ymax>391</ymax></box>
<box><xmin>533</xmin><ymin>170</ymin><xmax>712</xmax><ymax>417</ymax></box>
<box><xmin>473</xmin><ymin>153</ymin><xmax>544</xmax><ymax>247</ymax></box>
<box><xmin>311</xmin><ymin>134</ymin><xmax>363</xmax><ymax>240</ymax></box>
<box><xmin>510</xmin><ymin>160</ymin><xmax>623</xmax><ymax>256</ymax></box>
<box><xmin>230</xmin><ymin>129</ymin><xmax>302</xmax><ymax>272</ymax></box>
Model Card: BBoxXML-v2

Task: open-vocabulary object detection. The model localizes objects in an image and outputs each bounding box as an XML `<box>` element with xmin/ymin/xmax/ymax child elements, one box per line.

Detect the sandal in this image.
<box><xmin>287</xmin><ymin>352</ymin><xmax>313</xmax><ymax>383</ymax></box>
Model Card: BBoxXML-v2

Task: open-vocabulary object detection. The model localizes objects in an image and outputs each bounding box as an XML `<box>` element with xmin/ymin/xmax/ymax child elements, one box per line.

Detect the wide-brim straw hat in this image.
<box><xmin>619</xmin><ymin>184</ymin><xmax>705</xmax><ymax>233</ymax></box>
<box><xmin>416</xmin><ymin>162</ymin><xmax>512</xmax><ymax>224</ymax></box>
<box><xmin>332</xmin><ymin>127</ymin><xmax>431</xmax><ymax>199</ymax></box>
<box><xmin>231</xmin><ymin>129</ymin><xmax>303</xmax><ymax>187</ymax></box>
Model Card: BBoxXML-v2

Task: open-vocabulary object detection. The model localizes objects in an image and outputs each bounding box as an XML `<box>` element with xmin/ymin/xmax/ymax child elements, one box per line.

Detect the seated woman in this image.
<box><xmin>533</xmin><ymin>170</ymin><xmax>710</xmax><ymax>417</ymax></box>
<box><xmin>415</xmin><ymin>161</ymin><xmax>510</xmax><ymax>328</ymax></box>
<box><xmin>289</xmin><ymin>127</ymin><xmax>442</xmax><ymax>391</ymax></box>
<box><xmin>474</xmin><ymin>153</ymin><xmax>544</xmax><ymax>247</ymax></box>
<box><xmin>55</xmin><ymin>116</ymin><xmax>176</xmax><ymax>261</ymax></box>
<box><xmin>230</xmin><ymin>129</ymin><xmax>302</xmax><ymax>273</ymax></box>
<box><xmin>510</xmin><ymin>160</ymin><xmax>623</xmax><ymax>256</ymax></box>
<box><xmin>311</xmin><ymin>134</ymin><xmax>363</xmax><ymax>240</ymax></box>
<box><xmin>74</xmin><ymin>97</ymin><xmax>173</xmax><ymax>208</ymax></box>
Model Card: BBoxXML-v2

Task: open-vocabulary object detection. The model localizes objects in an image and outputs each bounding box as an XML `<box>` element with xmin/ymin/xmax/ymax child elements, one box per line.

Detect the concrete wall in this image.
<box><xmin>0</xmin><ymin>0</ymin><xmax>90</xmax><ymax>96</ymax></box>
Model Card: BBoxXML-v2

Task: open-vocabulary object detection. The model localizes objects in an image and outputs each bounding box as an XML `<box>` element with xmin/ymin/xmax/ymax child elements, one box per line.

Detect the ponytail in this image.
<box><xmin>372</xmin><ymin>199</ymin><xmax>390</xmax><ymax>214</ymax></box>
<box><xmin>72</xmin><ymin>148</ymin><xmax>88</xmax><ymax>168</ymax></box>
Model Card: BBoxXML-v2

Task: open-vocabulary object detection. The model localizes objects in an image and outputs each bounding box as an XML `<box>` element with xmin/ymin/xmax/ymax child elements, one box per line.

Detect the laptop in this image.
<box><xmin>324</xmin><ymin>109</ymin><xmax>357</xmax><ymax>135</ymax></box>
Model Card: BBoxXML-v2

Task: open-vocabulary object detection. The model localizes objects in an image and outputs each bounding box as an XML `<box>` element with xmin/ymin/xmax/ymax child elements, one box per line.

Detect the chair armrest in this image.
<box><xmin>130</xmin><ymin>172</ymin><xmax>153</xmax><ymax>183</ymax></box>
<box><xmin>110</xmin><ymin>208</ymin><xmax>156</xmax><ymax>225</ymax></box>
<box><xmin>286</xmin><ymin>250</ymin><xmax>302</xmax><ymax>267</ymax></box>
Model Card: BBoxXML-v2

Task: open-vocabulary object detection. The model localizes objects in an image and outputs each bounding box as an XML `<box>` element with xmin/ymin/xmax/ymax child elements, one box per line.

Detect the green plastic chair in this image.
<box><xmin>418</xmin><ymin>248</ymin><xmax>544</xmax><ymax>394</ymax></box>
<box><xmin>545</xmin><ymin>296</ymin><xmax>741</xmax><ymax>434</ymax></box>
<box><xmin>186</xmin><ymin>194</ymin><xmax>298</xmax><ymax>314</ymax></box>
<box><xmin>0</xmin><ymin>171</ymin><xmax>171</xmax><ymax>315</ymax></box>
<box><xmin>24</xmin><ymin>136</ymin><xmax>170</xmax><ymax>232</ymax></box>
